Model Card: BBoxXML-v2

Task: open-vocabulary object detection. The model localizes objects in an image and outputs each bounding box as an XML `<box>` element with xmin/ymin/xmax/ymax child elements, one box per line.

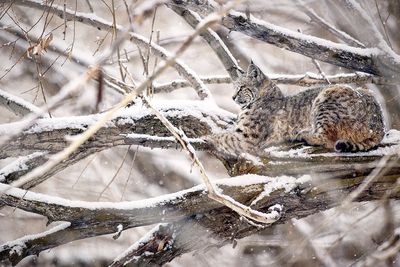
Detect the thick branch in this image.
<box><xmin>2</xmin><ymin>131</ymin><xmax>400</xmax><ymax>264</ymax></box>
<box><xmin>299</xmin><ymin>2</ymin><xmax>366</xmax><ymax>48</ymax></box>
<box><xmin>1</xmin><ymin>158</ymin><xmax>400</xmax><ymax>265</ymax></box>
<box><xmin>220</xmin><ymin>11</ymin><xmax>380</xmax><ymax>75</ymax></box>
<box><xmin>0</xmin><ymin>101</ymin><xmax>234</xmax><ymax>187</ymax></box>
<box><xmin>172</xmin><ymin>1</ymin><xmax>400</xmax><ymax>78</ymax></box>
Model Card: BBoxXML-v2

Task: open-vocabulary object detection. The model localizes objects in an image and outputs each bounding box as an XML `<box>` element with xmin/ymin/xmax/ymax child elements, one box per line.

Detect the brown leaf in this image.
<box><xmin>26</xmin><ymin>33</ymin><xmax>53</xmax><ymax>58</ymax></box>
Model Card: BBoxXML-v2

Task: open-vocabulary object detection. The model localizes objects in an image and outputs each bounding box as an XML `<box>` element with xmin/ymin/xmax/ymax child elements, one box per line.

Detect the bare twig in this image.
<box><xmin>355</xmin><ymin>227</ymin><xmax>400</xmax><ymax>267</ymax></box>
<box><xmin>1</xmin><ymin>4</ymin><xmax>229</xmax><ymax>191</ymax></box>
<box><xmin>6</xmin><ymin>0</ymin><xmax>212</xmax><ymax>99</ymax></box>
<box><xmin>169</xmin><ymin>4</ymin><xmax>243</xmax><ymax>79</ymax></box>
<box><xmin>298</xmin><ymin>0</ymin><xmax>365</xmax><ymax>48</ymax></box>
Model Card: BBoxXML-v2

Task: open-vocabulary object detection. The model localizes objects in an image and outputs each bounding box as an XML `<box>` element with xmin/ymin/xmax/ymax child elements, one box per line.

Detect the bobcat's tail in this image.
<box><xmin>334</xmin><ymin>138</ymin><xmax>380</xmax><ymax>153</ymax></box>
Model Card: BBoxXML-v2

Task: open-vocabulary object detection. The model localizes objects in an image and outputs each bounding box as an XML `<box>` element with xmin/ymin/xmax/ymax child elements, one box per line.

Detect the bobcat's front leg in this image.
<box><xmin>205</xmin><ymin>131</ymin><xmax>255</xmax><ymax>160</ymax></box>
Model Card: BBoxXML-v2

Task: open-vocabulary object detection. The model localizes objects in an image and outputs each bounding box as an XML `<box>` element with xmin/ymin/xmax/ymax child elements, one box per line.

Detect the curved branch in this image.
<box><xmin>1</xmin><ymin>154</ymin><xmax>400</xmax><ymax>266</ymax></box>
<box><xmin>221</xmin><ymin>11</ymin><xmax>380</xmax><ymax>75</ymax></box>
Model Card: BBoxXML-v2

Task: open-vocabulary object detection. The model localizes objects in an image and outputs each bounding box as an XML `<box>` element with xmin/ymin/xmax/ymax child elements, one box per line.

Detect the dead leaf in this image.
<box><xmin>27</xmin><ymin>33</ymin><xmax>53</xmax><ymax>58</ymax></box>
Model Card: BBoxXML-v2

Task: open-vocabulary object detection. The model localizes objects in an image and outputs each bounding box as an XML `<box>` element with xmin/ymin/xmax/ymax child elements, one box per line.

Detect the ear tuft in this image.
<box><xmin>246</xmin><ymin>62</ymin><xmax>266</xmax><ymax>84</ymax></box>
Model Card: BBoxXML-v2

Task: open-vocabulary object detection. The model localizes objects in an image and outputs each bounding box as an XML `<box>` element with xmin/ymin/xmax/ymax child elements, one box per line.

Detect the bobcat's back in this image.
<box><xmin>207</xmin><ymin>63</ymin><xmax>385</xmax><ymax>158</ymax></box>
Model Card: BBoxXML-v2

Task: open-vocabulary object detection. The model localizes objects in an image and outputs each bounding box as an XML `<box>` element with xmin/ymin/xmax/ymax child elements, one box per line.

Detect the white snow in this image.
<box><xmin>112</xmin><ymin>223</ymin><xmax>167</xmax><ymax>265</ymax></box>
<box><xmin>264</xmin><ymin>129</ymin><xmax>400</xmax><ymax>159</ymax></box>
<box><xmin>228</xmin><ymin>10</ymin><xmax>380</xmax><ymax>57</ymax></box>
<box><xmin>0</xmin><ymin>174</ymin><xmax>308</xmax><ymax>211</ymax></box>
<box><xmin>0</xmin><ymin>152</ymin><xmax>47</xmax><ymax>182</ymax></box>
<box><xmin>265</xmin><ymin>146</ymin><xmax>313</xmax><ymax>159</ymax></box>
<box><xmin>250</xmin><ymin>175</ymin><xmax>311</xmax><ymax>206</ymax></box>
<box><xmin>0</xmin><ymin>100</ymin><xmax>235</xmax><ymax>136</ymax></box>
<box><xmin>239</xmin><ymin>153</ymin><xmax>264</xmax><ymax>166</ymax></box>
<box><xmin>1</xmin><ymin>222</ymin><xmax>71</xmax><ymax>256</ymax></box>
<box><xmin>269</xmin><ymin>72</ymin><xmax>374</xmax><ymax>83</ymax></box>
<box><xmin>0</xmin><ymin>89</ymin><xmax>46</xmax><ymax>117</ymax></box>
<box><xmin>124</xmin><ymin>133</ymin><xmax>204</xmax><ymax>145</ymax></box>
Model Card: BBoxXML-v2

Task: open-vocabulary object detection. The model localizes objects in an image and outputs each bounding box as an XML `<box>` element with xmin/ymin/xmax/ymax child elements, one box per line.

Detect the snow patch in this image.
<box><xmin>0</xmin><ymin>100</ymin><xmax>234</xmax><ymax>136</ymax></box>
<box><xmin>250</xmin><ymin>175</ymin><xmax>311</xmax><ymax>206</ymax></box>
<box><xmin>1</xmin><ymin>222</ymin><xmax>71</xmax><ymax>257</ymax></box>
<box><xmin>0</xmin><ymin>152</ymin><xmax>47</xmax><ymax>182</ymax></box>
<box><xmin>264</xmin><ymin>130</ymin><xmax>400</xmax><ymax>159</ymax></box>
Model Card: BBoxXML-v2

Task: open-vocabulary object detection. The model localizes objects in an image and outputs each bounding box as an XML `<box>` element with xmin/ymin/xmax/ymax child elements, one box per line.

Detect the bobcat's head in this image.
<box><xmin>232</xmin><ymin>62</ymin><xmax>267</xmax><ymax>108</ymax></box>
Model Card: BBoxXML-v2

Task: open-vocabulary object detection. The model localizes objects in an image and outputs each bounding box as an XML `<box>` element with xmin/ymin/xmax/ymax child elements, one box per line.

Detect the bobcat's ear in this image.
<box><xmin>233</xmin><ymin>67</ymin><xmax>245</xmax><ymax>78</ymax></box>
<box><xmin>247</xmin><ymin>61</ymin><xmax>266</xmax><ymax>85</ymax></box>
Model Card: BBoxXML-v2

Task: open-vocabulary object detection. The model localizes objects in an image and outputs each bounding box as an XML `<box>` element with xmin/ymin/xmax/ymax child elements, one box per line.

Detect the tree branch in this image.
<box><xmin>151</xmin><ymin>72</ymin><xmax>389</xmax><ymax>94</ymax></box>
<box><xmin>171</xmin><ymin>0</ymin><xmax>400</xmax><ymax>79</ymax></box>
<box><xmin>5</xmin><ymin>0</ymin><xmax>212</xmax><ymax>99</ymax></box>
<box><xmin>0</xmin><ymin>89</ymin><xmax>46</xmax><ymax>118</ymax></box>
<box><xmin>0</xmin><ymin>101</ymin><xmax>234</xmax><ymax>187</ymax></box>
<box><xmin>1</xmin><ymin>152</ymin><xmax>399</xmax><ymax>266</ymax></box>
<box><xmin>169</xmin><ymin>4</ymin><xmax>243</xmax><ymax>79</ymax></box>
<box><xmin>298</xmin><ymin>1</ymin><xmax>366</xmax><ymax>48</ymax></box>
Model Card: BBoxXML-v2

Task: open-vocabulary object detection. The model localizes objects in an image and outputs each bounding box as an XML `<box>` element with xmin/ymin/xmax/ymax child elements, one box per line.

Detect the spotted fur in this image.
<box><xmin>207</xmin><ymin>62</ymin><xmax>385</xmax><ymax>158</ymax></box>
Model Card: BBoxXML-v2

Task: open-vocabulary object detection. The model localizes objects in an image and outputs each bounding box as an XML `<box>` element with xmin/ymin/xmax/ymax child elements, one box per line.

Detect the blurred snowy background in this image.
<box><xmin>1</xmin><ymin>0</ymin><xmax>400</xmax><ymax>266</ymax></box>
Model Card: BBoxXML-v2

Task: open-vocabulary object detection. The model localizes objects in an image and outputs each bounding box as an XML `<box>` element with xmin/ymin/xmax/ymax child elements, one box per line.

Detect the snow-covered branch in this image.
<box><xmin>298</xmin><ymin>1</ymin><xmax>365</xmax><ymax>48</ymax></box>
<box><xmin>1</xmin><ymin>131</ymin><xmax>400</xmax><ymax>265</ymax></box>
<box><xmin>172</xmin><ymin>0</ymin><xmax>400</xmax><ymax>79</ymax></box>
<box><xmin>0</xmin><ymin>101</ymin><xmax>233</xmax><ymax>188</ymax></box>
<box><xmin>0</xmin><ymin>152</ymin><xmax>47</xmax><ymax>185</ymax></box>
<box><xmin>220</xmin><ymin>12</ymin><xmax>380</xmax><ymax>75</ymax></box>
<box><xmin>1</xmin><ymin>164</ymin><xmax>399</xmax><ymax>265</ymax></box>
<box><xmin>0</xmin><ymin>89</ymin><xmax>46</xmax><ymax>118</ymax></box>
<box><xmin>0</xmin><ymin>174</ymin><xmax>304</xmax><ymax>265</ymax></box>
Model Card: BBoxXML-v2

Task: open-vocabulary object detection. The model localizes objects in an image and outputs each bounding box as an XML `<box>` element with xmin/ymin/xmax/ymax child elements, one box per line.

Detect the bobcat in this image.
<box><xmin>206</xmin><ymin>62</ymin><xmax>385</xmax><ymax>159</ymax></box>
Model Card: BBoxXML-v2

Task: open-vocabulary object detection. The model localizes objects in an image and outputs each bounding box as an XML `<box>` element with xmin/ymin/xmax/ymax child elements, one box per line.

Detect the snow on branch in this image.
<box><xmin>221</xmin><ymin>11</ymin><xmax>381</xmax><ymax>75</ymax></box>
<box><xmin>0</xmin><ymin>152</ymin><xmax>47</xmax><ymax>184</ymax></box>
<box><xmin>298</xmin><ymin>1</ymin><xmax>366</xmax><ymax>48</ymax></box>
<box><xmin>0</xmin><ymin>89</ymin><xmax>47</xmax><ymax>118</ymax></box>
<box><xmin>172</xmin><ymin>0</ymin><xmax>400</xmax><ymax>79</ymax></box>
<box><xmin>1</xmin><ymin>134</ymin><xmax>400</xmax><ymax>265</ymax></box>
<box><xmin>108</xmin><ymin>162</ymin><xmax>400</xmax><ymax>266</ymax></box>
<box><xmin>0</xmin><ymin>174</ymin><xmax>307</xmax><ymax>265</ymax></box>
<box><xmin>4</xmin><ymin>165</ymin><xmax>397</xmax><ymax>266</ymax></box>
<box><xmin>1</xmin><ymin>162</ymin><xmax>396</xmax><ymax>265</ymax></box>
<box><xmin>0</xmin><ymin>101</ymin><xmax>234</xmax><ymax>187</ymax></box>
